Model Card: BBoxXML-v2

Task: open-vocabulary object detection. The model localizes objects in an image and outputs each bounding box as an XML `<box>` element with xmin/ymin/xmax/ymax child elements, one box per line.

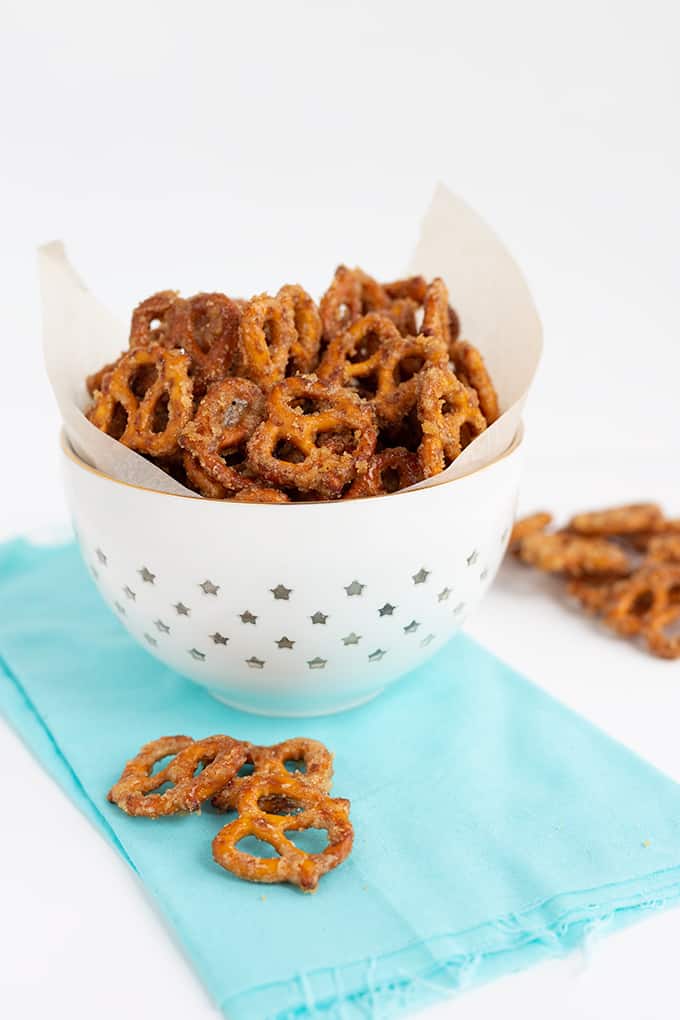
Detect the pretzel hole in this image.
<box><xmin>107</xmin><ymin>402</ymin><xmax>129</xmax><ymax>440</ymax></box>
<box><xmin>146</xmin><ymin>780</ymin><xmax>174</xmax><ymax>795</ymax></box>
<box><xmin>395</xmin><ymin>355</ymin><xmax>424</xmax><ymax>383</ymax></box>
<box><xmin>284</xmin><ymin>828</ymin><xmax>329</xmax><ymax>853</ymax></box>
<box><xmin>380</xmin><ymin>467</ymin><xmax>402</xmax><ymax>493</ymax></box>
<box><xmin>290</xmin><ymin>397</ymin><xmax>318</xmax><ymax>415</ymax></box>
<box><xmin>354</xmin><ymin>372</ymin><xmax>379</xmax><ymax>398</ymax></box>
<box><xmin>149</xmin><ymin>754</ymin><xmax>175</xmax><ymax>776</ymax></box>
<box><xmin>149</xmin><ymin>317</ymin><xmax>162</xmax><ymax>331</ymax></box>
<box><xmin>349</xmin><ymin>333</ymin><xmax>382</xmax><ymax>363</ymax></box>
<box><xmin>316</xmin><ymin>429</ymin><xmax>356</xmax><ymax>454</ymax></box>
<box><xmin>130</xmin><ymin>363</ymin><xmax>159</xmax><ymax>397</ymax></box>
<box><xmin>220</xmin><ymin>448</ymin><xmax>247</xmax><ymax>468</ymax></box>
<box><xmin>150</xmin><ymin>393</ymin><xmax>170</xmax><ymax>433</ymax></box>
<box><xmin>669</xmin><ymin>584</ymin><xmax>680</xmax><ymax>604</ymax></box>
<box><xmin>258</xmin><ymin>794</ymin><xmax>304</xmax><ymax>816</ymax></box>
<box><xmin>236</xmin><ymin>762</ymin><xmax>255</xmax><ymax>778</ymax></box>
<box><xmin>274</xmin><ymin>439</ymin><xmax>306</xmax><ymax>463</ymax></box>
<box><xmin>190</xmin><ymin>309</ymin><xmax>215</xmax><ymax>352</ymax></box>
<box><xmin>630</xmin><ymin>590</ymin><xmax>654</xmax><ymax>616</ymax></box>
<box><xmin>284</xmin><ymin>758</ymin><xmax>307</xmax><ymax>775</ymax></box>
<box><xmin>236</xmin><ymin>836</ymin><xmax>279</xmax><ymax>858</ymax></box>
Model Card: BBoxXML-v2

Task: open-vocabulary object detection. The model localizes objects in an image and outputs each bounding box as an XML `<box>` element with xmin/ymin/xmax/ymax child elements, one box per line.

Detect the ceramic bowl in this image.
<box><xmin>61</xmin><ymin>429</ymin><xmax>524</xmax><ymax>716</ymax></box>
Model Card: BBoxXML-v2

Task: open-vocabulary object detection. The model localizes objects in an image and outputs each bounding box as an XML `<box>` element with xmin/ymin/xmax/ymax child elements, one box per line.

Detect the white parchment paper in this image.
<box><xmin>39</xmin><ymin>184</ymin><xmax>542</xmax><ymax>497</ymax></box>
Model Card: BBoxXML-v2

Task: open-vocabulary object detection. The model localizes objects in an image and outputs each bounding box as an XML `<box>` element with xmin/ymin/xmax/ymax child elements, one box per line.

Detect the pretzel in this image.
<box><xmin>277</xmin><ymin>285</ymin><xmax>323</xmax><ymax>374</ymax></box>
<box><xmin>509</xmin><ymin>512</ymin><xmax>553</xmax><ymax>551</ymax></box>
<box><xmin>129</xmin><ymin>290</ymin><xmax>183</xmax><ymax>348</ymax></box>
<box><xmin>383</xmin><ymin>275</ymin><xmax>428</xmax><ymax>304</ymax></box>
<box><xmin>517</xmin><ymin>530</ymin><xmax>631</xmax><ymax>578</ymax></box>
<box><xmin>182</xmin><ymin>451</ymin><xmax>230</xmax><ymax>498</ymax></box>
<box><xmin>417</xmin><ymin>366</ymin><xmax>487</xmax><ymax>476</ymax></box>
<box><xmin>212</xmin><ymin>773</ymin><xmax>353</xmax><ymax>891</ymax></box>
<box><xmin>108</xmin><ymin>735</ymin><xmax>248</xmax><ymax>817</ymax></box>
<box><xmin>421</xmin><ymin>277</ymin><xmax>452</xmax><ymax>346</ymax></box>
<box><xmin>566</xmin><ymin>577</ymin><xmax>617</xmax><ymax>614</ymax></box>
<box><xmin>567</xmin><ymin>503</ymin><xmax>664</xmax><ymax>537</ymax></box>
<box><xmin>646</xmin><ymin>534</ymin><xmax>680</xmax><ymax>564</ymax></box>
<box><xmin>238</xmin><ymin>292</ymin><xmax>297</xmax><ymax>390</ymax></box>
<box><xmin>179</xmin><ymin>378</ymin><xmax>265</xmax><ymax>490</ymax></box>
<box><xmin>345</xmin><ymin>447</ymin><xmax>422</xmax><ymax>498</ymax></box>
<box><xmin>451</xmin><ymin>340</ymin><xmax>499</xmax><ymax>424</ymax></box>
<box><xmin>319</xmin><ymin>265</ymin><xmax>389</xmax><ymax>340</ymax></box>
<box><xmin>172</xmin><ymin>292</ymin><xmax>242</xmax><ymax>394</ymax></box>
<box><xmin>603</xmin><ymin>564</ymin><xmax>680</xmax><ymax>636</ymax></box>
<box><xmin>247</xmin><ymin>376</ymin><xmax>377</xmax><ymax>498</ymax></box>
<box><xmin>212</xmin><ymin>737</ymin><xmax>334</xmax><ymax>812</ymax></box>
<box><xmin>643</xmin><ymin>604</ymin><xmax>680</xmax><ymax>659</ymax></box>
<box><xmin>87</xmin><ymin>345</ymin><xmax>193</xmax><ymax>457</ymax></box>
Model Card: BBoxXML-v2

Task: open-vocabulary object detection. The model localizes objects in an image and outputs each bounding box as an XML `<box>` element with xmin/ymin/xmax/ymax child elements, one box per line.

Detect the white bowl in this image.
<box><xmin>61</xmin><ymin>429</ymin><xmax>524</xmax><ymax>716</ymax></box>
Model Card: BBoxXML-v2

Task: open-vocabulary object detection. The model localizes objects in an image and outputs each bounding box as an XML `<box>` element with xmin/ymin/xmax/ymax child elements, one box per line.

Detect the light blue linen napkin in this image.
<box><xmin>2</xmin><ymin>537</ymin><xmax>680</xmax><ymax>1020</ymax></box>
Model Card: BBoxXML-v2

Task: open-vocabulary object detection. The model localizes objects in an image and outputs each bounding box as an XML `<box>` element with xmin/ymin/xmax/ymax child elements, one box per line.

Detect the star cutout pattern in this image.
<box><xmin>308</xmin><ymin>657</ymin><xmax>327</xmax><ymax>669</ymax></box>
<box><xmin>240</xmin><ymin>610</ymin><xmax>257</xmax><ymax>624</ymax></box>
<box><xmin>246</xmin><ymin>656</ymin><xmax>265</xmax><ymax>669</ymax></box>
<box><xmin>466</xmin><ymin>549</ymin><xmax>479</xmax><ymax>567</ymax></box>
<box><xmin>420</xmin><ymin>633</ymin><xmax>435</xmax><ymax>647</ymax></box>
<box><xmin>437</xmin><ymin>587</ymin><xmax>452</xmax><ymax>602</ymax></box>
<box><xmin>404</xmin><ymin>620</ymin><xmax>420</xmax><ymax>634</ymax></box>
<box><xmin>368</xmin><ymin>648</ymin><xmax>386</xmax><ymax>662</ymax></box>
<box><xmin>200</xmin><ymin>579</ymin><xmax>220</xmax><ymax>596</ymax></box>
<box><xmin>378</xmin><ymin>603</ymin><xmax>396</xmax><ymax>616</ymax></box>
<box><xmin>412</xmin><ymin>568</ymin><xmax>430</xmax><ymax>584</ymax></box>
<box><xmin>453</xmin><ymin>602</ymin><xmax>466</xmax><ymax>615</ymax></box>
<box><xmin>96</xmin><ymin>548</ymin><xmax>107</xmax><ymax>565</ymax></box>
<box><xmin>311</xmin><ymin>611</ymin><xmax>328</xmax><ymax>625</ymax></box>
<box><xmin>154</xmin><ymin>619</ymin><xmax>170</xmax><ymax>634</ymax></box>
<box><xmin>139</xmin><ymin>566</ymin><xmax>156</xmax><ymax>584</ymax></box>
<box><xmin>174</xmin><ymin>602</ymin><xmax>190</xmax><ymax>616</ymax></box>
<box><xmin>342</xmin><ymin>632</ymin><xmax>361</xmax><ymax>646</ymax></box>
<box><xmin>270</xmin><ymin>584</ymin><xmax>292</xmax><ymax>600</ymax></box>
<box><xmin>501</xmin><ymin>526</ymin><xmax>510</xmax><ymax>543</ymax></box>
<box><xmin>114</xmin><ymin>601</ymin><xmax>126</xmax><ymax>615</ymax></box>
<box><xmin>189</xmin><ymin>648</ymin><xmax>206</xmax><ymax>661</ymax></box>
<box><xmin>345</xmin><ymin>580</ymin><xmax>365</xmax><ymax>597</ymax></box>
<box><xmin>276</xmin><ymin>636</ymin><xmax>295</xmax><ymax>649</ymax></box>
<box><xmin>123</xmin><ymin>585</ymin><xmax>136</xmax><ymax>601</ymax></box>
<box><xmin>480</xmin><ymin>567</ymin><xmax>489</xmax><ymax>581</ymax></box>
<box><xmin>144</xmin><ymin>633</ymin><xmax>157</xmax><ymax>647</ymax></box>
<box><xmin>211</xmin><ymin>632</ymin><xmax>228</xmax><ymax>645</ymax></box>
<box><xmin>90</xmin><ymin>565</ymin><xmax>98</xmax><ymax>580</ymax></box>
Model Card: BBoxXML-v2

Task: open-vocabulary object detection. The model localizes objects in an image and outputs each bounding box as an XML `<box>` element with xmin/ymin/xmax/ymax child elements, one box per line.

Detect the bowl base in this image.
<box><xmin>208</xmin><ymin>688</ymin><xmax>384</xmax><ymax>718</ymax></box>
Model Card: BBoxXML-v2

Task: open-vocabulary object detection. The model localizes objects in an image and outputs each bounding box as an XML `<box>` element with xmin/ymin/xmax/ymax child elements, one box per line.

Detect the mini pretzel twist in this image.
<box><xmin>247</xmin><ymin>375</ymin><xmax>377</xmax><ymax>498</ymax></box>
<box><xmin>277</xmin><ymin>285</ymin><xmax>323</xmax><ymax>375</ymax></box>
<box><xmin>509</xmin><ymin>512</ymin><xmax>553</xmax><ymax>551</ymax></box>
<box><xmin>212</xmin><ymin>773</ymin><xmax>353</xmax><ymax>892</ymax></box>
<box><xmin>567</xmin><ymin>503</ymin><xmax>664</xmax><ymax>537</ymax></box>
<box><xmin>319</xmin><ymin>265</ymin><xmax>390</xmax><ymax>340</ymax></box>
<box><xmin>345</xmin><ymin>447</ymin><xmax>422</xmax><ymax>498</ymax></box>
<box><xmin>643</xmin><ymin>604</ymin><xmax>680</xmax><ymax>659</ymax></box>
<box><xmin>417</xmin><ymin>366</ymin><xmax>487</xmax><ymax>476</ymax></box>
<box><xmin>517</xmin><ymin>530</ymin><xmax>631</xmax><ymax>578</ymax></box>
<box><xmin>238</xmin><ymin>292</ymin><xmax>297</xmax><ymax>391</ymax></box>
<box><xmin>603</xmin><ymin>564</ymin><xmax>680</xmax><ymax>636</ymax></box>
<box><xmin>129</xmin><ymin>290</ymin><xmax>184</xmax><ymax>348</ymax></box>
<box><xmin>107</xmin><ymin>735</ymin><xmax>249</xmax><ymax>817</ymax></box>
<box><xmin>212</xmin><ymin>737</ymin><xmax>334</xmax><ymax>812</ymax></box>
<box><xmin>451</xmin><ymin>340</ymin><xmax>499</xmax><ymax>424</ymax></box>
<box><xmin>87</xmin><ymin>344</ymin><xmax>193</xmax><ymax>457</ymax></box>
<box><xmin>171</xmin><ymin>292</ymin><xmax>242</xmax><ymax>394</ymax></box>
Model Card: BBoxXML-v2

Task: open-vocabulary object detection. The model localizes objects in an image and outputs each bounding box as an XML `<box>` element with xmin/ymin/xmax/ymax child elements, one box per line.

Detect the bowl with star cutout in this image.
<box><xmin>61</xmin><ymin>427</ymin><xmax>524</xmax><ymax>716</ymax></box>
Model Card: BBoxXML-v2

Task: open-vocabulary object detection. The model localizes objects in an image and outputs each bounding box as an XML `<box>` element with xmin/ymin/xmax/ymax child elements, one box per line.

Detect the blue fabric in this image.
<box><xmin>2</xmin><ymin>539</ymin><xmax>680</xmax><ymax>1020</ymax></box>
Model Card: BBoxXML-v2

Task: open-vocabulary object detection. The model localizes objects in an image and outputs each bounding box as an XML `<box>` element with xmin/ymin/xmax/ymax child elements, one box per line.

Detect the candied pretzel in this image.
<box><xmin>277</xmin><ymin>285</ymin><xmax>323</xmax><ymax>375</ymax></box>
<box><xmin>247</xmin><ymin>375</ymin><xmax>377</xmax><ymax>498</ymax></box>
<box><xmin>509</xmin><ymin>512</ymin><xmax>553</xmax><ymax>551</ymax></box>
<box><xmin>345</xmin><ymin>447</ymin><xmax>422</xmax><ymax>498</ymax></box>
<box><xmin>319</xmin><ymin>265</ymin><xmax>390</xmax><ymax>340</ymax></box>
<box><xmin>172</xmin><ymin>292</ymin><xmax>242</xmax><ymax>393</ymax></box>
<box><xmin>238</xmin><ymin>292</ymin><xmax>297</xmax><ymax>391</ymax></box>
<box><xmin>451</xmin><ymin>340</ymin><xmax>499</xmax><ymax>424</ymax></box>
<box><xmin>417</xmin><ymin>366</ymin><xmax>487</xmax><ymax>476</ymax></box>
<box><xmin>643</xmin><ymin>604</ymin><xmax>680</xmax><ymax>659</ymax></box>
<box><xmin>646</xmin><ymin>534</ymin><xmax>680</xmax><ymax>564</ymax></box>
<box><xmin>107</xmin><ymin>735</ymin><xmax>249</xmax><ymax>817</ymax></box>
<box><xmin>567</xmin><ymin>503</ymin><xmax>664</xmax><ymax>537</ymax></box>
<box><xmin>212</xmin><ymin>773</ymin><xmax>353</xmax><ymax>892</ymax></box>
<box><xmin>212</xmin><ymin>737</ymin><xmax>334</xmax><ymax>812</ymax></box>
<box><xmin>179</xmin><ymin>378</ymin><xmax>266</xmax><ymax>490</ymax></box>
<box><xmin>87</xmin><ymin>344</ymin><xmax>193</xmax><ymax>457</ymax></box>
<box><xmin>518</xmin><ymin>530</ymin><xmax>631</xmax><ymax>578</ymax></box>
<box><xmin>566</xmin><ymin>577</ymin><xmax>617</xmax><ymax>614</ymax></box>
<box><xmin>129</xmin><ymin>290</ymin><xmax>183</xmax><ymax>348</ymax></box>
<box><xmin>603</xmin><ymin>564</ymin><xmax>680</xmax><ymax>636</ymax></box>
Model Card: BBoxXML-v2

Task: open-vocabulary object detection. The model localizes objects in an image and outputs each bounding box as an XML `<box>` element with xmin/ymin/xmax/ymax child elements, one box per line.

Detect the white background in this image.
<box><xmin>1</xmin><ymin>1</ymin><xmax>679</xmax><ymax>1017</ymax></box>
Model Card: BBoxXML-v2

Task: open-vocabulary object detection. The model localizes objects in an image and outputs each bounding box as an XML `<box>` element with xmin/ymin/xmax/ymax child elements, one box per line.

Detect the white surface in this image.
<box><xmin>1</xmin><ymin>1</ymin><xmax>679</xmax><ymax>1018</ymax></box>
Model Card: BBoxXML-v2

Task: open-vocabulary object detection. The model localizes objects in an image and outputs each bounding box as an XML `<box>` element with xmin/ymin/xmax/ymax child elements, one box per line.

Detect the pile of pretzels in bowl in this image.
<box><xmin>85</xmin><ymin>267</ymin><xmax>500</xmax><ymax>502</ymax></box>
